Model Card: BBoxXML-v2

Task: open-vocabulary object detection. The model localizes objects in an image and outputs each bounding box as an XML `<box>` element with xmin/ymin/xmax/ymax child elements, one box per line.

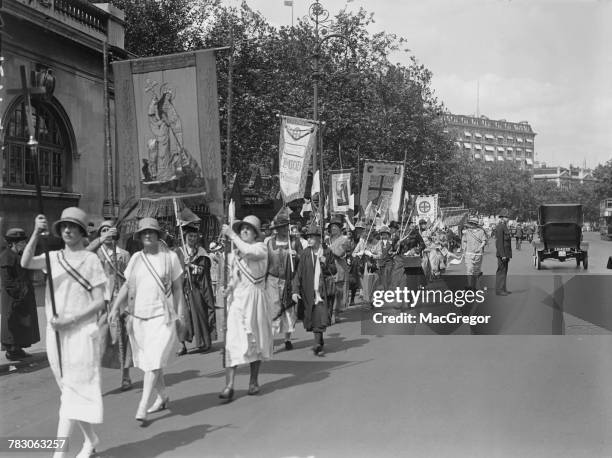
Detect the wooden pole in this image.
<box><xmin>20</xmin><ymin>65</ymin><xmax>62</xmax><ymax>377</ymax></box>
<box><xmin>103</xmin><ymin>40</ymin><xmax>115</xmax><ymax>218</ymax></box>
<box><xmin>221</xmin><ymin>26</ymin><xmax>235</xmax><ymax>369</ymax></box>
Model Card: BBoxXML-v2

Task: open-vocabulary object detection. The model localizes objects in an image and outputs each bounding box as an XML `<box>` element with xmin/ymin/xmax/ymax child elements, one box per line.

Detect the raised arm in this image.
<box><xmin>20</xmin><ymin>215</ymin><xmax>48</xmax><ymax>271</ymax></box>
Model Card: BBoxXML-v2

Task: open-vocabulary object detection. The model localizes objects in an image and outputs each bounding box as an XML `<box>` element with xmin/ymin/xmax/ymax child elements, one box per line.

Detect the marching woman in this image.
<box><xmin>291</xmin><ymin>224</ymin><xmax>337</xmax><ymax>356</ymax></box>
<box><xmin>266</xmin><ymin>211</ymin><xmax>300</xmax><ymax>350</ymax></box>
<box><xmin>21</xmin><ymin>208</ymin><xmax>107</xmax><ymax>458</ymax></box>
<box><xmin>87</xmin><ymin>220</ymin><xmax>133</xmax><ymax>391</ymax></box>
<box><xmin>111</xmin><ymin>217</ymin><xmax>186</xmax><ymax>425</ymax></box>
<box><xmin>353</xmin><ymin>229</ymin><xmax>381</xmax><ymax>308</ymax></box>
<box><xmin>175</xmin><ymin>223</ymin><xmax>216</xmax><ymax>355</ymax></box>
<box><xmin>219</xmin><ymin>215</ymin><xmax>272</xmax><ymax>400</ymax></box>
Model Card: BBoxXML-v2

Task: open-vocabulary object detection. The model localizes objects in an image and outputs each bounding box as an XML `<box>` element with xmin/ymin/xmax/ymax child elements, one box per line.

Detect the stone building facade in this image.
<box><xmin>1</xmin><ymin>0</ymin><xmax>126</xmax><ymax>234</ymax></box>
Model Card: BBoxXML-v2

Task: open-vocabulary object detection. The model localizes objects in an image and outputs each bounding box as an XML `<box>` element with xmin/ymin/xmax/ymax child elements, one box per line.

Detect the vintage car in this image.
<box><xmin>533</xmin><ymin>204</ymin><xmax>588</xmax><ymax>270</ymax></box>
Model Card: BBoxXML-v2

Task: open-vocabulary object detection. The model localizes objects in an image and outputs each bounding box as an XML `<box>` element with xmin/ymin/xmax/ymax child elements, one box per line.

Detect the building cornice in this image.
<box><xmin>2</xmin><ymin>0</ymin><xmax>127</xmax><ymax>57</ymax></box>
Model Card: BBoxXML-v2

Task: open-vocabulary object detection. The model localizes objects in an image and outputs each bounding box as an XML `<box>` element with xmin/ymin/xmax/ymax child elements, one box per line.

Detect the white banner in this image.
<box><xmin>278</xmin><ymin>116</ymin><xmax>317</xmax><ymax>202</ymax></box>
<box><xmin>415</xmin><ymin>194</ymin><xmax>439</xmax><ymax>223</ymax></box>
<box><xmin>330</xmin><ymin>171</ymin><xmax>352</xmax><ymax>213</ymax></box>
<box><xmin>360</xmin><ymin>161</ymin><xmax>404</xmax><ymax>221</ymax></box>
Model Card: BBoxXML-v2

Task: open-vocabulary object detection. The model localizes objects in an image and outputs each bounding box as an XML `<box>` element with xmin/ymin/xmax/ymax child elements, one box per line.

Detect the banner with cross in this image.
<box><xmin>359</xmin><ymin>160</ymin><xmax>404</xmax><ymax>221</ymax></box>
<box><xmin>415</xmin><ymin>194</ymin><xmax>439</xmax><ymax>223</ymax></box>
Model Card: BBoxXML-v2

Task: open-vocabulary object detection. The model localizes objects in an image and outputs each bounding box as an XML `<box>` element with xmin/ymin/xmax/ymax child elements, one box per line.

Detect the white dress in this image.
<box><xmin>124</xmin><ymin>249</ymin><xmax>182</xmax><ymax>371</ymax></box>
<box><xmin>225</xmin><ymin>242</ymin><xmax>273</xmax><ymax>367</ymax></box>
<box><xmin>45</xmin><ymin>250</ymin><xmax>107</xmax><ymax>424</ymax></box>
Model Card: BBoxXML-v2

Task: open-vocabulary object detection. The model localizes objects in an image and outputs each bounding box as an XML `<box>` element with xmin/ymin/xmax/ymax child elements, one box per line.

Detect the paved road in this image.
<box><xmin>1</xmin><ymin>232</ymin><xmax>611</xmax><ymax>457</ymax></box>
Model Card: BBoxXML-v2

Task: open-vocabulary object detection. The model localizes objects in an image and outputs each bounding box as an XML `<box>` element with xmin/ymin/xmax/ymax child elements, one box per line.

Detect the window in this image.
<box><xmin>2</xmin><ymin>99</ymin><xmax>71</xmax><ymax>191</ymax></box>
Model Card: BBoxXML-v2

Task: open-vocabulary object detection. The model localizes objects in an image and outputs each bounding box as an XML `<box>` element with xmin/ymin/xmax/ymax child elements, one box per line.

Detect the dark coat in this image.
<box><xmin>175</xmin><ymin>246</ymin><xmax>217</xmax><ymax>345</ymax></box>
<box><xmin>495</xmin><ymin>221</ymin><xmax>512</xmax><ymax>259</ymax></box>
<box><xmin>0</xmin><ymin>248</ymin><xmax>40</xmax><ymax>349</ymax></box>
<box><xmin>292</xmin><ymin>246</ymin><xmax>337</xmax><ymax>332</ymax></box>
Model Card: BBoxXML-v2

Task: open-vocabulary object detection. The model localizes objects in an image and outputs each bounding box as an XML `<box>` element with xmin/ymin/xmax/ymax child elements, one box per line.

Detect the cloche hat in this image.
<box><xmin>232</xmin><ymin>215</ymin><xmax>262</xmax><ymax>238</ymax></box>
<box><xmin>52</xmin><ymin>207</ymin><xmax>88</xmax><ymax>237</ymax></box>
<box><xmin>134</xmin><ymin>217</ymin><xmax>163</xmax><ymax>240</ymax></box>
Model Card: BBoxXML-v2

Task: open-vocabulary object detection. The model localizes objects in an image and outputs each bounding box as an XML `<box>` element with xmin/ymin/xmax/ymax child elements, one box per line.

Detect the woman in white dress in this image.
<box><xmin>21</xmin><ymin>208</ymin><xmax>107</xmax><ymax>458</ymax></box>
<box><xmin>112</xmin><ymin>217</ymin><xmax>185</xmax><ymax>425</ymax></box>
<box><xmin>219</xmin><ymin>215</ymin><xmax>272</xmax><ymax>400</ymax></box>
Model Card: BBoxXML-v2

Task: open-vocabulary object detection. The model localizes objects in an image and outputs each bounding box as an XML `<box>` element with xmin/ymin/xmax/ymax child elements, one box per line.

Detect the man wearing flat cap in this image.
<box><xmin>1</xmin><ymin>228</ymin><xmax>40</xmax><ymax>360</ymax></box>
<box><xmin>495</xmin><ymin>208</ymin><xmax>512</xmax><ymax>295</ymax></box>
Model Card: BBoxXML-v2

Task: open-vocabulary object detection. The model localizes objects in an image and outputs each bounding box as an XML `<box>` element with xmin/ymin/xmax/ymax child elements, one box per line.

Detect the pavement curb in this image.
<box><xmin>0</xmin><ymin>352</ymin><xmax>48</xmax><ymax>375</ymax></box>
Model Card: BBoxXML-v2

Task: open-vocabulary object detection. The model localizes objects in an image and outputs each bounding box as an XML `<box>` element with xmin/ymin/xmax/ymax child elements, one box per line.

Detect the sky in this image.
<box><xmin>224</xmin><ymin>0</ymin><xmax>612</xmax><ymax>169</ymax></box>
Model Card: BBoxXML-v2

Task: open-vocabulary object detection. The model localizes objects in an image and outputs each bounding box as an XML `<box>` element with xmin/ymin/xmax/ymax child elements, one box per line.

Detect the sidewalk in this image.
<box><xmin>0</xmin><ymin>286</ymin><xmax>48</xmax><ymax>374</ymax></box>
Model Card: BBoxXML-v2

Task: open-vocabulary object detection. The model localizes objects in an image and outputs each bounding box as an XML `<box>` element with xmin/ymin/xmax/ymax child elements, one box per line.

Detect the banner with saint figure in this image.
<box><xmin>278</xmin><ymin>116</ymin><xmax>317</xmax><ymax>203</ymax></box>
<box><xmin>112</xmin><ymin>50</ymin><xmax>223</xmax><ymax>217</ymax></box>
<box><xmin>330</xmin><ymin>171</ymin><xmax>352</xmax><ymax>213</ymax></box>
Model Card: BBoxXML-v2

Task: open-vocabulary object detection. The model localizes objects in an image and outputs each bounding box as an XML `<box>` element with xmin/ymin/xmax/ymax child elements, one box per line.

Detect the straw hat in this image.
<box><xmin>134</xmin><ymin>217</ymin><xmax>162</xmax><ymax>240</ymax></box>
<box><xmin>466</xmin><ymin>216</ymin><xmax>480</xmax><ymax>226</ymax></box>
<box><xmin>97</xmin><ymin>220</ymin><xmax>115</xmax><ymax>236</ymax></box>
<box><xmin>5</xmin><ymin>228</ymin><xmax>27</xmax><ymax>242</ymax></box>
<box><xmin>305</xmin><ymin>224</ymin><xmax>322</xmax><ymax>237</ymax></box>
<box><xmin>378</xmin><ymin>225</ymin><xmax>391</xmax><ymax>235</ymax></box>
<box><xmin>232</xmin><ymin>215</ymin><xmax>262</xmax><ymax>238</ymax></box>
<box><xmin>498</xmin><ymin>208</ymin><xmax>510</xmax><ymax>218</ymax></box>
<box><xmin>329</xmin><ymin>214</ymin><xmax>344</xmax><ymax>228</ymax></box>
<box><xmin>52</xmin><ymin>207</ymin><xmax>88</xmax><ymax>237</ymax></box>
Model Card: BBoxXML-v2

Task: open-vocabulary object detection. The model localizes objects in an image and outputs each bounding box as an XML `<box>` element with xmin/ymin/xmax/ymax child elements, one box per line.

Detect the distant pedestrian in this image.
<box><xmin>461</xmin><ymin>217</ymin><xmax>487</xmax><ymax>291</ymax></box>
<box><xmin>1</xmin><ymin>228</ymin><xmax>40</xmax><ymax>361</ymax></box>
<box><xmin>495</xmin><ymin>209</ymin><xmax>512</xmax><ymax>296</ymax></box>
<box><xmin>21</xmin><ymin>208</ymin><xmax>107</xmax><ymax>458</ymax></box>
<box><xmin>515</xmin><ymin>224</ymin><xmax>523</xmax><ymax>250</ymax></box>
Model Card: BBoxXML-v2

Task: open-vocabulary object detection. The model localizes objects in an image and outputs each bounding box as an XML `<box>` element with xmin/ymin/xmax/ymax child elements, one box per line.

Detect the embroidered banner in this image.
<box><xmin>278</xmin><ymin>116</ymin><xmax>317</xmax><ymax>203</ymax></box>
<box><xmin>415</xmin><ymin>194</ymin><xmax>439</xmax><ymax>223</ymax></box>
<box><xmin>330</xmin><ymin>171</ymin><xmax>352</xmax><ymax>213</ymax></box>
<box><xmin>360</xmin><ymin>160</ymin><xmax>404</xmax><ymax>222</ymax></box>
<box><xmin>112</xmin><ymin>50</ymin><xmax>223</xmax><ymax>217</ymax></box>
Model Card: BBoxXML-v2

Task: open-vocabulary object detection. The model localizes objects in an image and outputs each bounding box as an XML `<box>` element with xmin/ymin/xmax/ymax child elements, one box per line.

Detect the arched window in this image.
<box><xmin>2</xmin><ymin>98</ymin><xmax>73</xmax><ymax>192</ymax></box>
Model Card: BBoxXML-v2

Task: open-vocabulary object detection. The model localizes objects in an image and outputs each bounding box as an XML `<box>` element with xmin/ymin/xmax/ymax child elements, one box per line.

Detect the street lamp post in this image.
<box><xmin>307</xmin><ymin>0</ymin><xmax>352</xmax><ymax>231</ymax></box>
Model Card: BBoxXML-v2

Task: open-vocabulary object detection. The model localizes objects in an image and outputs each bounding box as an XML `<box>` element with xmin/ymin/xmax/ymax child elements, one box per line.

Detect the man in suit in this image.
<box><xmin>495</xmin><ymin>208</ymin><xmax>512</xmax><ymax>295</ymax></box>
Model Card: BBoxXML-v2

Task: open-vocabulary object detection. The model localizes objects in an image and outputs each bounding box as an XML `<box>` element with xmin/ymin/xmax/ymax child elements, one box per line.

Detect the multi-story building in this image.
<box><xmin>442</xmin><ymin>113</ymin><xmax>536</xmax><ymax>170</ymax></box>
<box><xmin>532</xmin><ymin>163</ymin><xmax>596</xmax><ymax>190</ymax></box>
<box><xmin>1</xmin><ymin>0</ymin><xmax>127</xmax><ymax>233</ymax></box>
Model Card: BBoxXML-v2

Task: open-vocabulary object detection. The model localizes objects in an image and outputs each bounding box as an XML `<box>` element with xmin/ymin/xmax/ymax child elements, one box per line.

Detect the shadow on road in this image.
<box><xmin>99</xmin><ymin>424</ymin><xmax>231</xmax><ymax>458</ymax></box>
